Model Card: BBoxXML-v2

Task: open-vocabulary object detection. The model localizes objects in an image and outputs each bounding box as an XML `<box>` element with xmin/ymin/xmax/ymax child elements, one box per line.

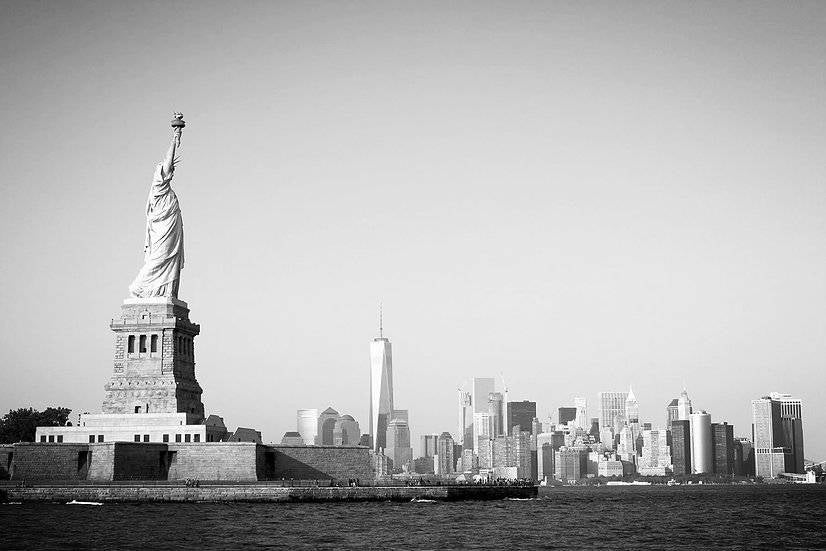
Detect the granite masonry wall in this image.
<box><xmin>0</xmin><ymin>445</ymin><xmax>13</xmax><ymax>479</ymax></box>
<box><xmin>112</xmin><ymin>442</ymin><xmax>170</xmax><ymax>481</ymax></box>
<box><xmin>167</xmin><ymin>442</ymin><xmax>259</xmax><ymax>481</ymax></box>
<box><xmin>5</xmin><ymin>442</ymin><xmax>373</xmax><ymax>482</ymax></box>
<box><xmin>88</xmin><ymin>443</ymin><xmax>115</xmax><ymax>481</ymax></box>
<box><xmin>10</xmin><ymin>443</ymin><xmax>93</xmax><ymax>481</ymax></box>
<box><xmin>270</xmin><ymin>445</ymin><xmax>374</xmax><ymax>481</ymax></box>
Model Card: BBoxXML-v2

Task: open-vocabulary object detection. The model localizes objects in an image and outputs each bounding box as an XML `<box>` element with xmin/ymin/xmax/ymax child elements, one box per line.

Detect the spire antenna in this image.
<box><xmin>379</xmin><ymin>302</ymin><xmax>383</xmax><ymax>339</ymax></box>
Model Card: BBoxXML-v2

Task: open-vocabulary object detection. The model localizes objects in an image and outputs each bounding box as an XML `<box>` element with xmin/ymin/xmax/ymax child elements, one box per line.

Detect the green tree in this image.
<box><xmin>0</xmin><ymin>407</ymin><xmax>72</xmax><ymax>443</ymax></box>
<box><xmin>38</xmin><ymin>407</ymin><xmax>72</xmax><ymax>428</ymax></box>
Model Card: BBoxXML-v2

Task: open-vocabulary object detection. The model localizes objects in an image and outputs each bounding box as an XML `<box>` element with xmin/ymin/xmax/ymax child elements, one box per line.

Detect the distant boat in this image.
<box><xmin>67</xmin><ymin>500</ymin><xmax>103</xmax><ymax>506</ymax></box>
<box><xmin>410</xmin><ymin>498</ymin><xmax>437</xmax><ymax>503</ymax></box>
<box><xmin>606</xmin><ymin>481</ymin><xmax>652</xmax><ymax>486</ymax></box>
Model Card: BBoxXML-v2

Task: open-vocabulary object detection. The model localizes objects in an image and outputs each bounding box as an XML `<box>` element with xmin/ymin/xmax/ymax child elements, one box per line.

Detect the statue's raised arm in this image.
<box><xmin>162</xmin><ymin>112</ymin><xmax>184</xmax><ymax>176</ymax></box>
<box><xmin>128</xmin><ymin>113</ymin><xmax>187</xmax><ymax>299</ymax></box>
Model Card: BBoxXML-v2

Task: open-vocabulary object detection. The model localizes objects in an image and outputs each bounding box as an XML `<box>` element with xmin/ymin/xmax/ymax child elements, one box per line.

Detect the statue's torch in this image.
<box><xmin>171</xmin><ymin>112</ymin><xmax>185</xmax><ymax>146</ymax></box>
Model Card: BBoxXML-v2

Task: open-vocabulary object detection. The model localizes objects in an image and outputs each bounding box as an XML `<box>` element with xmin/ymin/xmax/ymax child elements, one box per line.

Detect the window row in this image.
<box><xmin>125</xmin><ymin>334</ymin><xmax>194</xmax><ymax>357</ymax></box>
<box><xmin>133</xmin><ymin>433</ymin><xmax>201</xmax><ymax>443</ymax></box>
<box><xmin>127</xmin><ymin>334</ymin><xmax>158</xmax><ymax>354</ymax></box>
<box><xmin>176</xmin><ymin>335</ymin><xmax>193</xmax><ymax>358</ymax></box>
<box><xmin>39</xmin><ymin>433</ymin><xmax>203</xmax><ymax>444</ymax></box>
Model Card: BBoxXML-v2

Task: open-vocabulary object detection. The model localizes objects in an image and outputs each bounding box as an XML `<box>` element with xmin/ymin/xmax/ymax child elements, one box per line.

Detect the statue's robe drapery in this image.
<box><xmin>128</xmin><ymin>163</ymin><xmax>184</xmax><ymax>298</ymax></box>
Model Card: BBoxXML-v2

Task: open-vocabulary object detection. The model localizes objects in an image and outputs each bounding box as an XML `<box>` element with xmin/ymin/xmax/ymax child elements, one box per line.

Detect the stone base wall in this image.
<box><xmin>89</xmin><ymin>443</ymin><xmax>115</xmax><ymax>481</ymax></box>
<box><xmin>5</xmin><ymin>442</ymin><xmax>373</xmax><ymax>482</ymax></box>
<box><xmin>112</xmin><ymin>443</ymin><xmax>170</xmax><ymax>481</ymax></box>
<box><xmin>271</xmin><ymin>445</ymin><xmax>374</xmax><ymax>481</ymax></box>
<box><xmin>10</xmin><ymin>444</ymin><xmax>92</xmax><ymax>481</ymax></box>
<box><xmin>0</xmin><ymin>445</ymin><xmax>13</xmax><ymax>480</ymax></box>
<box><xmin>168</xmin><ymin>443</ymin><xmax>258</xmax><ymax>481</ymax></box>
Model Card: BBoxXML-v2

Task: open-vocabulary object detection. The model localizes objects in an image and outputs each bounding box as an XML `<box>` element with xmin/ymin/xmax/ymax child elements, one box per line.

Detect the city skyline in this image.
<box><xmin>1</xmin><ymin>2</ymin><xmax>824</xmax><ymax>461</ymax></box>
<box><xmin>2</xmin><ymin>2</ymin><xmax>824</xmax><ymax>549</ymax></box>
<box><xmin>291</xmin><ymin>325</ymin><xmax>814</xmax><ymax>468</ymax></box>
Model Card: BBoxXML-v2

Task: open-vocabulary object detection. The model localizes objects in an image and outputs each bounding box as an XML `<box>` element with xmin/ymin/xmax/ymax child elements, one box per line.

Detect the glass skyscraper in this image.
<box><xmin>370</xmin><ymin>333</ymin><xmax>393</xmax><ymax>452</ymax></box>
<box><xmin>598</xmin><ymin>391</ymin><xmax>628</xmax><ymax>433</ymax></box>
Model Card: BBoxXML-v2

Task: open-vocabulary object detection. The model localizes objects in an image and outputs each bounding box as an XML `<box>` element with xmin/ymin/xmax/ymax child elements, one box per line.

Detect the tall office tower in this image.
<box><xmin>574</xmin><ymin>397</ymin><xmax>588</xmax><ymax>430</ymax></box>
<box><xmin>589</xmin><ymin>418</ymin><xmax>600</xmax><ymax>442</ymax></box>
<box><xmin>420</xmin><ymin>434</ymin><xmax>439</xmax><ymax>458</ymax></box>
<box><xmin>473</xmin><ymin>411</ymin><xmax>492</xmax><ymax>452</ymax></box>
<box><xmin>690</xmin><ymin>411</ymin><xmax>712</xmax><ymax>474</ymax></box>
<box><xmin>473</xmin><ymin>378</ymin><xmax>496</xmax><ymax>414</ymax></box>
<box><xmin>625</xmin><ymin>387</ymin><xmax>640</xmax><ymax>426</ymax></box>
<box><xmin>558</xmin><ymin>407</ymin><xmax>577</xmax><ymax>426</ymax></box>
<box><xmin>386</xmin><ymin>417</ymin><xmax>413</xmax><ymax>472</ymax></box>
<box><xmin>550</xmin><ymin>430</ymin><xmax>566</xmax><ymax>451</ymax></box>
<box><xmin>507</xmin><ymin>401</ymin><xmax>537</xmax><ymax>435</ymax></box>
<box><xmin>599</xmin><ymin>427</ymin><xmax>615</xmax><ymax>450</ymax></box>
<box><xmin>531</xmin><ymin>417</ymin><xmax>542</xmax><ymax>445</ymax></box>
<box><xmin>735</xmin><ymin>437</ymin><xmax>755</xmax><ymax>476</ymax></box>
<box><xmin>677</xmin><ymin>388</ymin><xmax>693</xmax><ymax>420</ymax></box>
<box><xmin>333</xmin><ymin>415</ymin><xmax>361</xmax><ymax>446</ymax></box>
<box><xmin>536</xmin><ymin>433</ymin><xmax>556</xmax><ymax>481</ymax></box>
<box><xmin>638</xmin><ymin>429</ymin><xmax>672</xmax><ymax>475</ymax></box>
<box><xmin>514</xmin><ymin>432</ymin><xmax>532</xmax><ymax>479</ymax></box>
<box><xmin>770</xmin><ymin>392</ymin><xmax>805</xmax><ymax>473</ymax></box>
<box><xmin>616</xmin><ymin>425</ymin><xmax>636</xmax><ymax>459</ymax></box>
<box><xmin>671</xmin><ymin>420</ymin><xmax>692</xmax><ymax>475</ymax></box>
<box><xmin>487</xmin><ymin>392</ymin><xmax>505</xmax><ymax>437</ymax></box>
<box><xmin>374</xmin><ymin>452</ymin><xmax>390</xmax><ymax>477</ymax></box>
<box><xmin>435</xmin><ymin>432</ymin><xmax>455</xmax><ymax>475</ymax></box>
<box><xmin>752</xmin><ymin>396</ymin><xmax>793</xmax><ymax>478</ymax></box>
<box><xmin>554</xmin><ymin>447</ymin><xmax>585</xmax><ymax>482</ymax></box>
<box><xmin>370</xmin><ymin>324</ymin><xmax>394</xmax><ymax>453</ymax></box>
<box><xmin>477</xmin><ymin>436</ymin><xmax>493</xmax><ymax>469</ymax></box>
<box><xmin>460</xmin><ymin>448</ymin><xmax>477</xmax><ymax>472</ymax></box>
<box><xmin>412</xmin><ymin>456</ymin><xmax>435</xmax><ymax>475</ymax></box>
<box><xmin>317</xmin><ymin>407</ymin><xmax>340</xmax><ymax>445</ymax></box>
<box><xmin>711</xmin><ymin>422</ymin><xmax>735</xmax><ymax>475</ymax></box>
<box><xmin>666</xmin><ymin>399</ymin><xmax>680</xmax><ymax>430</ymax></box>
<box><xmin>468</xmin><ymin>378</ymin><xmax>496</xmax><ymax>449</ymax></box>
<box><xmin>492</xmin><ymin>435</ymin><xmax>514</xmax><ymax>468</ymax></box>
<box><xmin>459</xmin><ymin>391</ymin><xmax>472</xmax><ymax>448</ymax></box>
<box><xmin>770</xmin><ymin>392</ymin><xmax>802</xmax><ymax>418</ymax></box>
<box><xmin>296</xmin><ymin>408</ymin><xmax>318</xmax><ymax>445</ymax></box>
<box><xmin>598</xmin><ymin>391</ymin><xmax>628</xmax><ymax>433</ymax></box>
<box><xmin>780</xmin><ymin>418</ymin><xmax>805</xmax><ymax>473</ymax></box>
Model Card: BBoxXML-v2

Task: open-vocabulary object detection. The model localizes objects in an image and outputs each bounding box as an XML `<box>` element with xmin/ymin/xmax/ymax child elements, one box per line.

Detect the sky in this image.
<box><xmin>1</xmin><ymin>1</ymin><xmax>824</xmax><ymax>460</ymax></box>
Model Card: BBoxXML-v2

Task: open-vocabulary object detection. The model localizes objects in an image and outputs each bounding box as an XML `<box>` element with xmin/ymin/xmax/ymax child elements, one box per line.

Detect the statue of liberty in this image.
<box><xmin>129</xmin><ymin>113</ymin><xmax>186</xmax><ymax>298</ymax></box>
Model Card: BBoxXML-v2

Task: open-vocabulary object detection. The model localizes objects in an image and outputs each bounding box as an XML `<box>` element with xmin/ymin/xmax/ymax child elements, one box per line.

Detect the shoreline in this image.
<box><xmin>0</xmin><ymin>483</ymin><xmax>537</xmax><ymax>503</ymax></box>
<box><xmin>2</xmin><ymin>482</ymin><xmax>822</xmax><ymax>504</ymax></box>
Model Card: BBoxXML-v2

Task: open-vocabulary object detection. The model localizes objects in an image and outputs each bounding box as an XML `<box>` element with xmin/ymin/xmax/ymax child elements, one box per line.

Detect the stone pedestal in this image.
<box><xmin>103</xmin><ymin>297</ymin><xmax>204</xmax><ymax>420</ymax></box>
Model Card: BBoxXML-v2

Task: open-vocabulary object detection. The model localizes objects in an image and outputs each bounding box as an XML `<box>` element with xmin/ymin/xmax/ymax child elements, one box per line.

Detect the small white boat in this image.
<box><xmin>67</xmin><ymin>500</ymin><xmax>103</xmax><ymax>506</ymax></box>
<box><xmin>410</xmin><ymin>498</ymin><xmax>437</xmax><ymax>503</ymax></box>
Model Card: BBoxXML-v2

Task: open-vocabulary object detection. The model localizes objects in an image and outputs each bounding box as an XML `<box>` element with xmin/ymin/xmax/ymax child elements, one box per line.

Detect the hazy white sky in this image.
<box><xmin>1</xmin><ymin>1</ymin><xmax>824</xmax><ymax>459</ymax></box>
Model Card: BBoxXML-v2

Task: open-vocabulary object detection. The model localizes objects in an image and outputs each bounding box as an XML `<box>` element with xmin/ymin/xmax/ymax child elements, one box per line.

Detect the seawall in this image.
<box><xmin>1</xmin><ymin>484</ymin><xmax>537</xmax><ymax>503</ymax></box>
